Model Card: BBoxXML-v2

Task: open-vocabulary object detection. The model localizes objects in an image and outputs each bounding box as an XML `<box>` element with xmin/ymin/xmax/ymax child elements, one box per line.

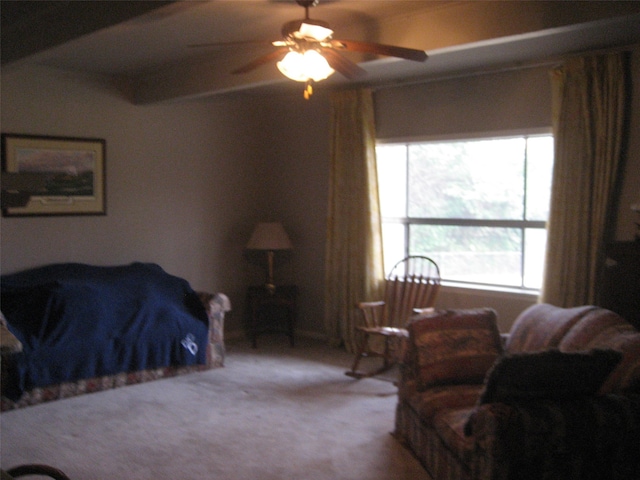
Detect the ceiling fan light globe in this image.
<box><xmin>277</xmin><ymin>50</ymin><xmax>334</xmax><ymax>82</ymax></box>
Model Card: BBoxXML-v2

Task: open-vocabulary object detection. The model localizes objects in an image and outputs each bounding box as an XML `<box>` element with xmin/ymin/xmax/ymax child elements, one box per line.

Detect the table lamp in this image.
<box><xmin>246</xmin><ymin>222</ymin><xmax>293</xmax><ymax>294</ymax></box>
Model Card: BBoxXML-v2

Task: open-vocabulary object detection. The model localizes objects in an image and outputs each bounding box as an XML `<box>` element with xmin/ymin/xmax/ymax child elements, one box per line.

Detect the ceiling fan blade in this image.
<box><xmin>330</xmin><ymin>39</ymin><xmax>427</xmax><ymax>62</ymax></box>
<box><xmin>321</xmin><ymin>48</ymin><xmax>367</xmax><ymax>80</ymax></box>
<box><xmin>188</xmin><ymin>40</ymin><xmax>267</xmax><ymax>49</ymax></box>
<box><xmin>232</xmin><ymin>47</ymin><xmax>289</xmax><ymax>74</ymax></box>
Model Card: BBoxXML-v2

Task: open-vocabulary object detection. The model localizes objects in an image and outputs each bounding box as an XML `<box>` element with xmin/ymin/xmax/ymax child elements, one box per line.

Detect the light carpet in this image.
<box><xmin>0</xmin><ymin>337</ymin><xmax>432</xmax><ymax>480</ymax></box>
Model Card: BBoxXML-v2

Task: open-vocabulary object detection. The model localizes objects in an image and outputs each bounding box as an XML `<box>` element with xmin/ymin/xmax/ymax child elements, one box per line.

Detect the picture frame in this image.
<box><xmin>2</xmin><ymin>133</ymin><xmax>106</xmax><ymax>216</ymax></box>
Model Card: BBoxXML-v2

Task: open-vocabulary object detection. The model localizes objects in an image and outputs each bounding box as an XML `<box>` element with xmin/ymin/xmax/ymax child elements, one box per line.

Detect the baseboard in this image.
<box><xmin>224</xmin><ymin>329</ymin><xmax>327</xmax><ymax>343</ymax></box>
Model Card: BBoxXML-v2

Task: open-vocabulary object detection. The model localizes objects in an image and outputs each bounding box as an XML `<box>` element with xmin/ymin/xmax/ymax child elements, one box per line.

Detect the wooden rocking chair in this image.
<box><xmin>346</xmin><ymin>256</ymin><xmax>440</xmax><ymax>379</ymax></box>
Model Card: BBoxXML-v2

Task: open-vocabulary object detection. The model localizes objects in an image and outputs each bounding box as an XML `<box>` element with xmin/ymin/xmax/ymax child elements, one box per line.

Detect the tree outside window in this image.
<box><xmin>377</xmin><ymin>134</ymin><xmax>554</xmax><ymax>291</ymax></box>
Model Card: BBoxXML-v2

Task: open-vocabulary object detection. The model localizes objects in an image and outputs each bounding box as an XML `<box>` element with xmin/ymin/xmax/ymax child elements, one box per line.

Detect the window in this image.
<box><xmin>376</xmin><ymin>134</ymin><xmax>554</xmax><ymax>291</ymax></box>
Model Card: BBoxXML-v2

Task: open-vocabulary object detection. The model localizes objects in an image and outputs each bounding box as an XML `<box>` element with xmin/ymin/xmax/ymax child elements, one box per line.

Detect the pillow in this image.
<box><xmin>463</xmin><ymin>348</ymin><xmax>623</xmax><ymax>436</ymax></box>
<box><xmin>407</xmin><ymin>308</ymin><xmax>503</xmax><ymax>391</ymax></box>
<box><xmin>477</xmin><ymin>348</ymin><xmax>623</xmax><ymax>404</ymax></box>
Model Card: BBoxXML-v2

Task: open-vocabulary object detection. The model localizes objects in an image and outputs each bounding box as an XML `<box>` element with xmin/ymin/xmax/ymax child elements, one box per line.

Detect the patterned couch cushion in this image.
<box><xmin>558</xmin><ymin>306</ymin><xmax>640</xmax><ymax>394</ymax></box>
<box><xmin>433</xmin><ymin>407</ymin><xmax>477</xmax><ymax>466</ymax></box>
<box><xmin>600</xmin><ymin>339</ymin><xmax>640</xmax><ymax>394</ymax></box>
<box><xmin>407</xmin><ymin>308</ymin><xmax>503</xmax><ymax>392</ymax></box>
<box><xmin>505</xmin><ymin>304</ymin><xmax>596</xmax><ymax>353</ymax></box>
<box><xmin>558</xmin><ymin>307</ymin><xmax>631</xmax><ymax>350</ymax></box>
<box><xmin>407</xmin><ymin>384</ymin><xmax>484</xmax><ymax>421</ymax></box>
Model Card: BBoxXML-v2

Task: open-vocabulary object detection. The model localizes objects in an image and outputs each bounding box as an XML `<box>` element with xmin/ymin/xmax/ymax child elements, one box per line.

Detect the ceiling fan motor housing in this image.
<box><xmin>296</xmin><ymin>0</ymin><xmax>319</xmax><ymax>8</ymax></box>
<box><xmin>283</xmin><ymin>0</ymin><xmax>329</xmax><ymax>39</ymax></box>
<box><xmin>281</xmin><ymin>18</ymin><xmax>330</xmax><ymax>39</ymax></box>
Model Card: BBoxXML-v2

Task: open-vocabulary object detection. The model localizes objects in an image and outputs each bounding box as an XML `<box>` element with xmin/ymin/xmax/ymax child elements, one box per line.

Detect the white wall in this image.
<box><xmin>248</xmin><ymin>92</ymin><xmax>332</xmax><ymax>338</ymax></box>
<box><xmin>2</xmin><ymin>47</ymin><xmax>639</xmax><ymax>339</ymax></box>
<box><xmin>0</xmin><ymin>65</ymin><xmax>265</xmax><ymax>333</ymax></box>
<box><xmin>375</xmin><ymin>66</ymin><xmax>553</xmax><ymax>140</ymax></box>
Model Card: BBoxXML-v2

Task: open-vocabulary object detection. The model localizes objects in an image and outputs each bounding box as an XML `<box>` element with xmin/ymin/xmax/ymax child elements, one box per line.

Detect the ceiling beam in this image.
<box><xmin>129</xmin><ymin>7</ymin><xmax>640</xmax><ymax>104</ymax></box>
<box><xmin>1</xmin><ymin>1</ymin><xmax>176</xmax><ymax>65</ymax></box>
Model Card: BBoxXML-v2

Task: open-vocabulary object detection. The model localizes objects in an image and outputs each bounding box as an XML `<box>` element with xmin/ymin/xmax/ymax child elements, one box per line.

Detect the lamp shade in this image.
<box><xmin>246</xmin><ymin>222</ymin><xmax>293</xmax><ymax>250</ymax></box>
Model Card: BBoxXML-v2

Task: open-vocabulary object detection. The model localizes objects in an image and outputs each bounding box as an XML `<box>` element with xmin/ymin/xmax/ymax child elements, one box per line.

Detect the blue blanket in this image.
<box><xmin>1</xmin><ymin>262</ymin><xmax>209</xmax><ymax>401</ymax></box>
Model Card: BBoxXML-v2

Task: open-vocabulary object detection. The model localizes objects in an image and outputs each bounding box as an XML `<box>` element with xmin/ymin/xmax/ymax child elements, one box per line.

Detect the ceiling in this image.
<box><xmin>2</xmin><ymin>1</ymin><xmax>640</xmax><ymax>104</ymax></box>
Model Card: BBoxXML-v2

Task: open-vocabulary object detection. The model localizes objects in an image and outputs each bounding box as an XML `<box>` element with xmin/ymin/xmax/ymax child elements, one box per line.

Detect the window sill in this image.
<box><xmin>440</xmin><ymin>281</ymin><xmax>540</xmax><ymax>300</ymax></box>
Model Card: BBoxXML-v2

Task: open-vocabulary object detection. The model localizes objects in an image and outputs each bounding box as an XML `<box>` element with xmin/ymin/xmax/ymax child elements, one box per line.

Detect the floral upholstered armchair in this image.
<box><xmin>394</xmin><ymin>305</ymin><xmax>640</xmax><ymax>480</ymax></box>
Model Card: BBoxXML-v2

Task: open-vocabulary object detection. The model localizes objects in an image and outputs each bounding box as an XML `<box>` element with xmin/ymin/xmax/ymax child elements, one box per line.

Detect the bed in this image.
<box><xmin>0</xmin><ymin>262</ymin><xmax>230</xmax><ymax>411</ymax></box>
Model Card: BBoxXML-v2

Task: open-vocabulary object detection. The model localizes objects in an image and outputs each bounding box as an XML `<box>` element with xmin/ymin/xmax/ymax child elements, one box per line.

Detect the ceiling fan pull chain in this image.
<box><xmin>304</xmin><ymin>80</ymin><xmax>313</xmax><ymax>100</ymax></box>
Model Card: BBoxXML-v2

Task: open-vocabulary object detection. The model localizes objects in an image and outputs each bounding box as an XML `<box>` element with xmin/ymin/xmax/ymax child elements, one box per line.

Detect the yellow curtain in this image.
<box><xmin>324</xmin><ymin>88</ymin><xmax>385</xmax><ymax>352</ymax></box>
<box><xmin>541</xmin><ymin>52</ymin><xmax>628</xmax><ymax>307</ymax></box>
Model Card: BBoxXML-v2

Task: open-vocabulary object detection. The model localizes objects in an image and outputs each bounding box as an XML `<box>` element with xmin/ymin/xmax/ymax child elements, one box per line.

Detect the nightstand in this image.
<box><xmin>246</xmin><ymin>285</ymin><xmax>297</xmax><ymax>348</ymax></box>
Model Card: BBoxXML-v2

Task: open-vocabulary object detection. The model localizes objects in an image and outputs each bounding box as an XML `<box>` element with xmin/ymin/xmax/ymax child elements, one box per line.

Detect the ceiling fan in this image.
<box><xmin>194</xmin><ymin>0</ymin><xmax>428</xmax><ymax>98</ymax></box>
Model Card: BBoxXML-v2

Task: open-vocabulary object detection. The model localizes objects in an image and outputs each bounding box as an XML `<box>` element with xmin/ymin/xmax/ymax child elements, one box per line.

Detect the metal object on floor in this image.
<box><xmin>2</xmin><ymin>464</ymin><xmax>71</xmax><ymax>480</ymax></box>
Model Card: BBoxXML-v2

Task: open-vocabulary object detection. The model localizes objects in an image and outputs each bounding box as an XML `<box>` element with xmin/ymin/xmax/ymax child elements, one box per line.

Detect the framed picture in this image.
<box><xmin>2</xmin><ymin>134</ymin><xmax>106</xmax><ymax>216</ymax></box>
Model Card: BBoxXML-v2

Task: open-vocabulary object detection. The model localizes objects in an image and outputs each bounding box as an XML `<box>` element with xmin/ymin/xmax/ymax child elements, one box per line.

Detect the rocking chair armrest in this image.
<box><xmin>357</xmin><ymin>300</ymin><xmax>386</xmax><ymax>309</ymax></box>
<box><xmin>412</xmin><ymin>307</ymin><xmax>435</xmax><ymax>315</ymax></box>
<box><xmin>355</xmin><ymin>301</ymin><xmax>386</xmax><ymax>329</ymax></box>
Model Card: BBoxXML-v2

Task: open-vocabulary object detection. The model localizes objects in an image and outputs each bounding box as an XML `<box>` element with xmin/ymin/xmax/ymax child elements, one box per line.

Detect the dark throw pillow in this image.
<box><xmin>463</xmin><ymin>348</ymin><xmax>623</xmax><ymax>436</ymax></box>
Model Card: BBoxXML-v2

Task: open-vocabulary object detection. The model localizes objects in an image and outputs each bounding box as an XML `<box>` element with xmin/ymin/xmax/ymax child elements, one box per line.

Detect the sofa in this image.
<box><xmin>1</xmin><ymin>263</ymin><xmax>230</xmax><ymax>411</ymax></box>
<box><xmin>394</xmin><ymin>304</ymin><xmax>640</xmax><ymax>480</ymax></box>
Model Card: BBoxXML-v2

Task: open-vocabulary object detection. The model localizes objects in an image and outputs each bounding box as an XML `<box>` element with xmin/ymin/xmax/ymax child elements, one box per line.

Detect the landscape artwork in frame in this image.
<box><xmin>2</xmin><ymin>134</ymin><xmax>106</xmax><ymax>216</ymax></box>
